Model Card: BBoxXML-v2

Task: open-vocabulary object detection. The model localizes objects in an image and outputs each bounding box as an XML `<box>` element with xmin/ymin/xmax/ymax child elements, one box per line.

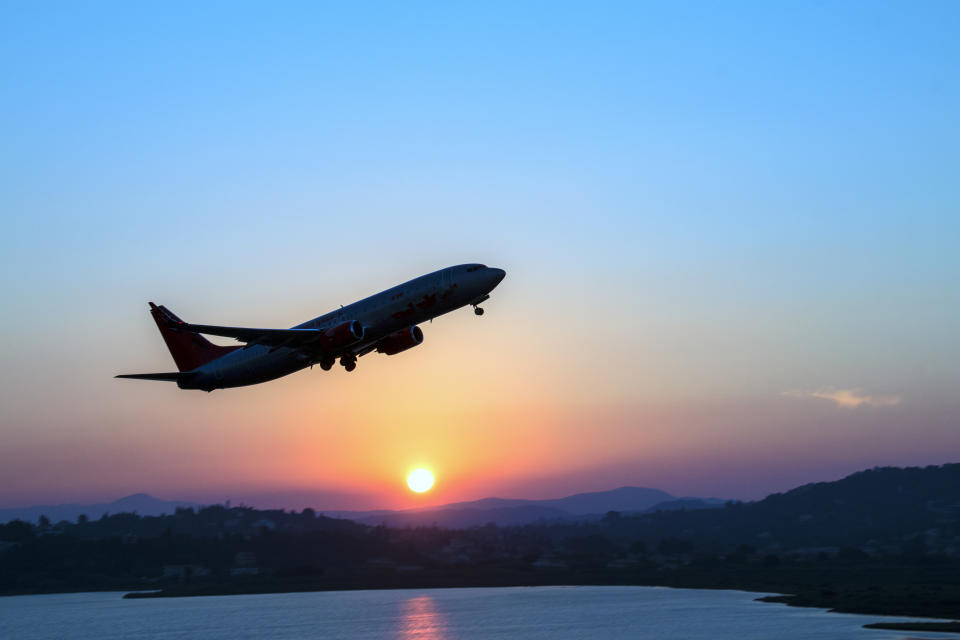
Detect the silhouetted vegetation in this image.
<box><xmin>2</xmin><ymin>464</ymin><xmax>960</xmax><ymax>621</ymax></box>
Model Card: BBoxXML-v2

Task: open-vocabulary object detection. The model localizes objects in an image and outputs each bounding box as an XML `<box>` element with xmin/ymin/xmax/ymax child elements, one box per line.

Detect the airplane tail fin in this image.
<box><xmin>148</xmin><ymin>302</ymin><xmax>239</xmax><ymax>372</ymax></box>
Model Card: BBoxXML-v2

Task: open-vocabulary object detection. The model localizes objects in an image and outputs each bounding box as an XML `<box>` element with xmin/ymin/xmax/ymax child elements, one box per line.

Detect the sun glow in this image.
<box><xmin>407</xmin><ymin>468</ymin><xmax>435</xmax><ymax>493</ymax></box>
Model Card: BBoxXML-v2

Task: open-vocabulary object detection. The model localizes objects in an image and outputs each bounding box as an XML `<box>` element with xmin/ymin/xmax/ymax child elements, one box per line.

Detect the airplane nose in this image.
<box><xmin>488</xmin><ymin>267</ymin><xmax>506</xmax><ymax>287</ymax></box>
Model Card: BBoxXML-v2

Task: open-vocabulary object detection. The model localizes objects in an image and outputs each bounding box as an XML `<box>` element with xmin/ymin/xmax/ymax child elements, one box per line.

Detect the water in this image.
<box><xmin>0</xmin><ymin>586</ymin><xmax>947</xmax><ymax>640</ymax></box>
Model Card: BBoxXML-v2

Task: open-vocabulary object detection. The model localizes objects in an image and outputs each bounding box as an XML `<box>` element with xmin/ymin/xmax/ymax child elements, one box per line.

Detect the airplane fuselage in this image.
<box><xmin>162</xmin><ymin>264</ymin><xmax>504</xmax><ymax>391</ymax></box>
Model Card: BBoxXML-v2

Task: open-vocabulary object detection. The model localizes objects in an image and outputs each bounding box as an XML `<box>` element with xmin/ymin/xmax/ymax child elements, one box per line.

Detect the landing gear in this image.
<box><xmin>470</xmin><ymin>294</ymin><xmax>490</xmax><ymax>316</ymax></box>
<box><xmin>340</xmin><ymin>356</ymin><xmax>356</xmax><ymax>372</ymax></box>
<box><xmin>319</xmin><ymin>357</ymin><xmax>335</xmax><ymax>371</ymax></box>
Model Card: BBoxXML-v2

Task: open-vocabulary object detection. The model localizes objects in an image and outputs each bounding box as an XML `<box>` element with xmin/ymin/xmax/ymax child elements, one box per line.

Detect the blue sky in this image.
<box><xmin>1</xmin><ymin>1</ymin><xmax>958</xmax><ymax>507</ymax></box>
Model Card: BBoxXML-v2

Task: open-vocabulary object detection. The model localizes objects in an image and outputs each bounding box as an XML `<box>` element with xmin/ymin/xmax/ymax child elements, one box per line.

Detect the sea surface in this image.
<box><xmin>0</xmin><ymin>586</ymin><xmax>948</xmax><ymax>640</ymax></box>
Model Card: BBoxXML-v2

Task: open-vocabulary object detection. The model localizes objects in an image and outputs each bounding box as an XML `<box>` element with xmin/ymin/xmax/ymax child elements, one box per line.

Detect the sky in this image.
<box><xmin>1</xmin><ymin>1</ymin><xmax>958</xmax><ymax>510</ymax></box>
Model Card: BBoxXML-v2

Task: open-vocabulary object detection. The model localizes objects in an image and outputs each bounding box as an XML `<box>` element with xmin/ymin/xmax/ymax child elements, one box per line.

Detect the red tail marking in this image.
<box><xmin>148</xmin><ymin>302</ymin><xmax>239</xmax><ymax>372</ymax></box>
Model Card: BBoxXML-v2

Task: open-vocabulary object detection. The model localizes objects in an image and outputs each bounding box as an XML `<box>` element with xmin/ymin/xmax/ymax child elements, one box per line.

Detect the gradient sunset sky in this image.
<box><xmin>2</xmin><ymin>1</ymin><xmax>958</xmax><ymax>510</ymax></box>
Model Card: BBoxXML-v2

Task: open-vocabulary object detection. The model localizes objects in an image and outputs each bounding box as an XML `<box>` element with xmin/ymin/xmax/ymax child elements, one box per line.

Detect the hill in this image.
<box><xmin>324</xmin><ymin>486</ymin><xmax>682</xmax><ymax>526</ymax></box>
<box><xmin>2</xmin><ymin>464</ymin><xmax>959</xmax><ymax>621</ymax></box>
<box><xmin>593</xmin><ymin>464</ymin><xmax>960</xmax><ymax>555</ymax></box>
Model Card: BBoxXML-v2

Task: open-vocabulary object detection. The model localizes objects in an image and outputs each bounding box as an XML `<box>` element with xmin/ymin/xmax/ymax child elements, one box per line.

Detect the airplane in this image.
<box><xmin>117</xmin><ymin>264</ymin><xmax>506</xmax><ymax>392</ymax></box>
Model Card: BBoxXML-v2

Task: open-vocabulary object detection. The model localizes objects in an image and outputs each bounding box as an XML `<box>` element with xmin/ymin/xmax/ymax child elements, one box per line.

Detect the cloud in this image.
<box><xmin>780</xmin><ymin>388</ymin><xmax>901</xmax><ymax>409</ymax></box>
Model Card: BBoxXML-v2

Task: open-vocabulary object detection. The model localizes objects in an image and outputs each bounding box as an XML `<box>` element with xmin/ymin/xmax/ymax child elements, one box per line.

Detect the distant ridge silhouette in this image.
<box><xmin>0</xmin><ymin>486</ymin><xmax>725</xmax><ymax>526</ymax></box>
<box><xmin>322</xmin><ymin>487</ymin><xmax>725</xmax><ymax>527</ymax></box>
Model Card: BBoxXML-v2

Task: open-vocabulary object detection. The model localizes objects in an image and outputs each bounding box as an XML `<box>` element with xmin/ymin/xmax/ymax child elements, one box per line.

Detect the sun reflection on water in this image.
<box><xmin>397</xmin><ymin>595</ymin><xmax>449</xmax><ymax>639</ymax></box>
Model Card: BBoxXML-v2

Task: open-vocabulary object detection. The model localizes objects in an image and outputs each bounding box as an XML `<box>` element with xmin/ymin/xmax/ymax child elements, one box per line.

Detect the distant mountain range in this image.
<box><xmin>321</xmin><ymin>487</ymin><xmax>725</xmax><ymax>527</ymax></box>
<box><xmin>0</xmin><ymin>487</ymin><xmax>725</xmax><ymax>526</ymax></box>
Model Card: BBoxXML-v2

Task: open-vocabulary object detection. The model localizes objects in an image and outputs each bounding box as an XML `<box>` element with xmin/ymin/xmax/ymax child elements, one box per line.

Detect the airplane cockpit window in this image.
<box><xmin>465</xmin><ymin>264</ymin><xmax>486</xmax><ymax>272</ymax></box>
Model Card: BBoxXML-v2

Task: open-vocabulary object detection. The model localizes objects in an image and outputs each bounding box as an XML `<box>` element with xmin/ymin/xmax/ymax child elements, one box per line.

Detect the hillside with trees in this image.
<box><xmin>2</xmin><ymin>465</ymin><xmax>959</xmax><ymax>620</ymax></box>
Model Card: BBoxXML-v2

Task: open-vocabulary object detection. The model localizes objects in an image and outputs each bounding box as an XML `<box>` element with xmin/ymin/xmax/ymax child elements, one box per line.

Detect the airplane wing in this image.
<box><xmin>149</xmin><ymin>303</ymin><xmax>329</xmax><ymax>350</ymax></box>
<box><xmin>179</xmin><ymin>323</ymin><xmax>327</xmax><ymax>349</ymax></box>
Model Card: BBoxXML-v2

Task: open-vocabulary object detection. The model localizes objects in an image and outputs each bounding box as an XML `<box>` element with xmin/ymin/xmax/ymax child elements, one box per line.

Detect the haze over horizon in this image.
<box><xmin>2</xmin><ymin>2</ymin><xmax>958</xmax><ymax>511</ymax></box>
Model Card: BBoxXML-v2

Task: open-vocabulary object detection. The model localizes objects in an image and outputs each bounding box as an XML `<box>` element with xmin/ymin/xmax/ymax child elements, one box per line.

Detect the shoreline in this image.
<box><xmin>862</xmin><ymin>621</ymin><xmax>960</xmax><ymax>633</ymax></box>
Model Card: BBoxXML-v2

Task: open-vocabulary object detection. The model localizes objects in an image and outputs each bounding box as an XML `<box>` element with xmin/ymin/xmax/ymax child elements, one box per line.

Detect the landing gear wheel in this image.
<box><xmin>319</xmin><ymin>358</ymin><xmax>334</xmax><ymax>371</ymax></box>
<box><xmin>474</xmin><ymin>306</ymin><xmax>484</xmax><ymax>316</ymax></box>
<box><xmin>340</xmin><ymin>356</ymin><xmax>357</xmax><ymax>372</ymax></box>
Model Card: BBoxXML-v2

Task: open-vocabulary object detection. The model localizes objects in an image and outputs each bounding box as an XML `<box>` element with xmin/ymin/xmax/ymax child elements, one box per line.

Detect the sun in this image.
<box><xmin>407</xmin><ymin>468</ymin><xmax>435</xmax><ymax>493</ymax></box>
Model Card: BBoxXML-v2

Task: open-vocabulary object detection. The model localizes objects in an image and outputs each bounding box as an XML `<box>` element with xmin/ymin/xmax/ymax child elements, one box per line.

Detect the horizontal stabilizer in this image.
<box><xmin>115</xmin><ymin>372</ymin><xmax>185</xmax><ymax>382</ymax></box>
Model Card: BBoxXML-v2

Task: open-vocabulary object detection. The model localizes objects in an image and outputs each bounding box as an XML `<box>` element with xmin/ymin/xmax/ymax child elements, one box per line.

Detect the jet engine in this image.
<box><xmin>319</xmin><ymin>320</ymin><xmax>365</xmax><ymax>349</ymax></box>
<box><xmin>375</xmin><ymin>326</ymin><xmax>424</xmax><ymax>355</ymax></box>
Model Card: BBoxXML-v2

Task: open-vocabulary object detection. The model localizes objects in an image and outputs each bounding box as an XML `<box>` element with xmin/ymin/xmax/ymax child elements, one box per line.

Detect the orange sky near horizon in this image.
<box><xmin>4</xmin><ymin>310</ymin><xmax>957</xmax><ymax>510</ymax></box>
